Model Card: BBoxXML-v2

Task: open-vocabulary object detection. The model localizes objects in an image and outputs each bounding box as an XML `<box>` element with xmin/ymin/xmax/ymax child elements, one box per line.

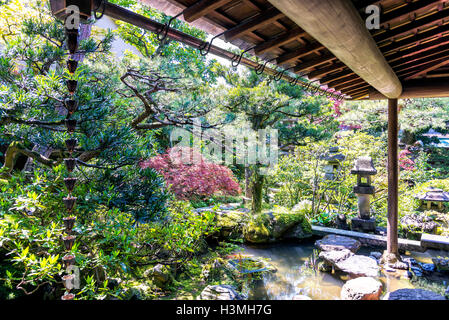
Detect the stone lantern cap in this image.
<box><xmin>414</xmin><ymin>187</ymin><xmax>449</xmax><ymax>202</ymax></box>
<box><xmin>351</xmin><ymin>157</ymin><xmax>377</xmax><ymax>175</ymax></box>
<box><xmin>321</xmin><ymin>147</ymin><xmax>346</xmax><ymax>162</ymax></box>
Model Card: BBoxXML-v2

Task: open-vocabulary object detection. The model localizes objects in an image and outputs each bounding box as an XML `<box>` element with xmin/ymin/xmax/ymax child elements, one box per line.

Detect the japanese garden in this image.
<box><xmin>1</xmin><ymin>0</ymin><xmax>449</xmax><ymax>302</ymax></box>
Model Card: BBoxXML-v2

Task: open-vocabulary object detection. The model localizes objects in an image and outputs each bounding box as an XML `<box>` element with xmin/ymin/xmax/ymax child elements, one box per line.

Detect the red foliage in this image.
<box><xmin>140</xmin><ymin>147</ymin><xmax>241</xmax><ymax>200</ymax></box>
<box><xmin>399</xmin><ymin>149</ymin><xmax>415</xmax><ymax>171</ymax></box>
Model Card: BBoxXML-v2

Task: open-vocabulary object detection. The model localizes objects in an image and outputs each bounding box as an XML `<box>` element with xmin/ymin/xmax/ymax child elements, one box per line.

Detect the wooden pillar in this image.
<box><xmin>387</xmin><ymin>98</ymin><xmax>399</xmax><ymax>256</ymax></box>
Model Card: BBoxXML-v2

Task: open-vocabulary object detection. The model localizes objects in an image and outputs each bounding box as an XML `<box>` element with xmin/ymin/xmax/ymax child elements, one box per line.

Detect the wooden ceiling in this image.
<box><xmin>150</xmin><ymin>0</ymin><xmax>449</xmax><ymax>99</ymax></box>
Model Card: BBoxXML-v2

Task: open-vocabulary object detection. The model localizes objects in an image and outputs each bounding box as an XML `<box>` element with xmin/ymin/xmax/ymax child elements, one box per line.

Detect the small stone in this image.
<box><xmin>370</xmin><ymin>252</ymin><xmax>382</xmax><ymax>259</ymax></box>
<box><xmin>315</xmin><ymin>235</ymin><xmax>361</xmax><ymax>253</ymax></box>
<box><xmin>432</xmin><ymin>257</ymin><xmax>449</xmax><ymax>272</ymax></box>
<box><xmin>375</xmin><ymin>227</ymin><xmax>387</xmax><ymax>236</ymax></box>
<box><xmin>410</xmin><ymin>266</ymin><xmax>423</xmax><ymax>277</ymax></box>
<box><xmin>384</xmin><ymin>288</ymin><xmax>445</xmax><ymax>300</ymax></box>
<box><xmin>341</xmin><ymin>277</ymin><xmax>383</xmax><ymax>300</ymax></box>
<box><xmin>318</xmin><ymin>261</ymin><xmax>332</xmax><ymax>273</ymax></box>
<box><xmin>402</xmin><ymin>257</ymin><xmax>417</xmax><ymax>266</ymax></box>
<box><xmin>144</xmin><ymin>264</ymin><xmax>172</xmax><ymax>288</ymax></box>
<box><xmin>390</xmin><ymin>261</ymin><xmax>409</xmax><ymax>270</ymax></box>
<box><xmin>420</xmin><ymin>263</ymin><xmax>435</xmax><ymax>273</ymax></box>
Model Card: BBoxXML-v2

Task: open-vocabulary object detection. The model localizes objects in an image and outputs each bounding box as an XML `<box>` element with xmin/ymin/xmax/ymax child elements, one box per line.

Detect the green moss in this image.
<box><xmin>271</xmin><ymin>206</ymin><xmax>312</xmax><ymax>238</ymax></box>
<box><xmin>243</xmin><ymin>215</ymin><xmax>271</xmax><ymax>243</ymax></box>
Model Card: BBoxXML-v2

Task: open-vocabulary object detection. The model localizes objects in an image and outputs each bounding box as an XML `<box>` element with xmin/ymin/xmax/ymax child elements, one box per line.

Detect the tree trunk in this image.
<box><xmin>245</xmin><ymin>166</ymin><xmax>252</xmax><ymax>198</ymax></box>
<box><xmin>24</xmin><ymin>144</ymin><xmax>53</xmax><ymax>173</ymax></box>
<box><xmin>251</xmin><ymin>166</ymin><xmax>264</xmax><ymax>213</ymax></box>
<box><xmin>1</xmin><ymin>141</ymin><xmax>56</xmax><ymax>179</ymax></box>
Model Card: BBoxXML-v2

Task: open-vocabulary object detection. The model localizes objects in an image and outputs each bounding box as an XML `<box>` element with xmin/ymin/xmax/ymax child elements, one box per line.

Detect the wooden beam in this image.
<box><xmin>379</xmin><ymin>22</ymin><xmax>449</xmax><ymax>54</ymax></box>
<box><xmin>368</xmin><ymin>78</ymin><xmax>449</xmax><ymax>99</ymax></box>
<box><xmin>390</xmin><ymin>42</ymin><xmax>449</xmax><ymax>69</ymax></box>
<box><xmin>223</xmin><ymin>7</ymin><xmax>284</xmax><ymax>41</ymax></box>
<box><xmin>183</xmin><ymin>0</ymin><xmax>234</xmax><ymax>22</ymax></box>
<box><xmin>387</xmin><ymin>98</ymin><xmax>399</xmax><ymax>258</ymax></box>
<box><xmin>268</xmin><ymin>0</ymin><xmax>402</xmax><ymax>98</ymax></box>
<box><xmin>396</xmin><ymin>54</ymin><xmax>449</xmax><ymax>76</ymax></box>
<box><xmin>324</xmin><ymin>29</ymin><xmax>449</xmax><ymax>85</ymax></box>
<box><xmin>345</xmin><ymin>86</ymin><xmax>370</xmax><ymax>95</ymax></box>
<box><xmin>254</xmin><ymin>27</ymin><xmax>306</xmax><ymax>54</ymax></box>
<box><xmin>293</xmin><ymin>53</ymin><xmax>336</xmax><ymax>73</ymax></box>
<box><xmin>329</xmin><ymin>74</ymin><xmax>362</xmax><ymax>89</ymax></box>
<box><xmin>335</xmin><ymin>79</ymin><xmax>367</xmax><ymax>91</ymax></box>
<box><xmin>354</xmin><ymin>0</ymin><xmax>384</xmax><ymax>10</ymax></box>
<box><xmin>320</xmin><ymin>69</ymin><xmax>354</xmax><ymax>85</ymax></box>
<box><xmin>351</xmin><ymin>92</ymin><xmax>370</xmax><ymax>100</ymax></box>
<box><xmin>380</xmin><ymin>0</ymin><xmax>445</xmax><ymax>28</ymax></box>
<box><xmin>307</xmin><ymin>62</ymin><xmax>347</xmax><ymax>80</ymax></box>
<box><xmin>374</xmin><ymin>6</ymin><xmax>449</xmax><ymax>43</ymax></box>
<box><xmin>375</xmin><ymin>33</ymin><xmax>449</xmax><ymax>66</ymax></box>
<box><xmin>276</xmin><ymin>42</ymin><xmax>324</xmax><ymax>65</ymax></box>
<box><xmin>405</xmin><ymin>58</ymin><xmax>449</xmax><ymax>80</ymax></box>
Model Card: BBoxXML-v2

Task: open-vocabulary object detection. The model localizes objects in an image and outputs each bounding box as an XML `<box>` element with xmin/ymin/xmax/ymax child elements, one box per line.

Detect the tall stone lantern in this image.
<box><xmin>351</xmin><ymin>156</ymin><xmax>377</xmax><ymax>233</ymax></box>
<box><xmin>322</xmin><ymin>147</ymin><xmax>345</xmax><ymax>181</ymax></box>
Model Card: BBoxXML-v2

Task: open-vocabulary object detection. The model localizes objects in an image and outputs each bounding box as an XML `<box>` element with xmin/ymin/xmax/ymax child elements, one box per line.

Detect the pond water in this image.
<box><xmin>239</xmin><ymin>241</ymin><xmax>449</xmax><ymax>300</ymax></box>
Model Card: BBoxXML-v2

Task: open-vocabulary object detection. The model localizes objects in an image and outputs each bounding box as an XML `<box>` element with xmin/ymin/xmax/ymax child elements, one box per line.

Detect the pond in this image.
<box><xmin>239</xmin><ymin>241</ymin><xmax>449</xmax><ymax>300</ymax></box>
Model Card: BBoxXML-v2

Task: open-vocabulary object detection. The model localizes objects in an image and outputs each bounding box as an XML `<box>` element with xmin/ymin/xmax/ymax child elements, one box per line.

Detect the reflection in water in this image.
<box><xmin>241</xmin><ymin>241</ymin><xmax>448</xmax><ymax>300</ymax></box>
<box><xmin>243</xmin><ymin>242</ymin><xmax>345</xmax><ymax>300</ymax></box>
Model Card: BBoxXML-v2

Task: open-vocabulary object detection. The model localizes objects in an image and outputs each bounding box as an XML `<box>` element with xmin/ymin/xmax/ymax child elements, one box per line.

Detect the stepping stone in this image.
<box><xmin>320</xmin><ymin>249</ymin><xmax>353</xmax><ymax>265</ymax></box>
<box><xmin>319</xmin><ymin>250</ymin><xmax>380</xmax><ymax>278</ymax></box>
<box><xmin>315</xmin><ymin>235</ymin><xmax>361</xmax><ymax>253</ymax></box>
<box><xmin>383</xmin><ymin>288</ymin><xmax>446</xmax><ymax>300</ymax></box>
<box><xmin>335</xmin><ymin>255</ymin><xmax>380</xmax><ymax>278</ymax></box>
<box><xmin>341</xmin><ymin>277</ymin><xmax>383</xmax><ymax>300</ymax></box>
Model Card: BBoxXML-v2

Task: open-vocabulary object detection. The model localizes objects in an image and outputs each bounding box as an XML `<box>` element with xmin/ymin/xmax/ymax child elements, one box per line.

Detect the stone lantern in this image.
<box><xmin>414</xmin><ymin>187</ymin><xmax>449</xmax><ymax>211</ymax></box>
<box><xmin>322</xmin><ymin>147</ymin><xmax>345</xmax><ymax>180</ymax></box>
<box><xmin>351</xmin><ymin>156</ymin><xmax>377</xmax><ymax>233</ymax></box>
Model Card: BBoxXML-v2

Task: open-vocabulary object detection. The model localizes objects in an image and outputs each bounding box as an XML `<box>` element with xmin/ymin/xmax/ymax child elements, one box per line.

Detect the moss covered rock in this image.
<box><xmin>243</xmin><ymin>206</ymin><xmax>312</xmax><ymax>244</ymax></box>
<box><xmin>243</xmin><ymin>213</ymin><xmax>272</xmax><ymax>243</ymax></box>
<box><xmin>144</xmin><ymin>264</ymin><xmax>173</xmax><ymax>288</ymax></box>
<box><xmin>216</xmin><ymin>209</ymin><xmax>249</xmax><ymax>238</ymax></box>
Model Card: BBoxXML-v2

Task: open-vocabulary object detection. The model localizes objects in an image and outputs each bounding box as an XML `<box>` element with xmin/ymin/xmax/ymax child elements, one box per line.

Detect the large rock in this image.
<box><xmin>282</xmin><ymin>223</ymin><xmax>313</xmax><ymax>240</ymax></box>
<box><xmin>320</xmin><ymin>249</ymin><xmax>379</xmax><ymax>278</ymax></box>
<box><xmin>198</xmin><ymin>285</ymin><xmax>243</xmax><ymax>300</ymax></box>
<box><xmin>401</xmin><ymin>214</ymin><xmax>437</xmax><ymax>234</ymax></box>
<box><xmin>243</xmin><ymin>214</ymin><xmax>272</xmax><ymax>243</ymax></box>
<box><xmin>315</xmin><ymin>235</ymin><xmax>361</xmax><ymax>253</ymax></box>
<box><xmin>243</xmin><ymin>208</ymin><xmax>312</xmax><ymax>244</ymax></box>
<box><xmin>216</xmin><ymin>210</ymin><xmax>248</xmax><ymax>238</ymax></box>
<box><xmin>341</xmin><ymin>277</ymin><xmax>383</xmax><ymax>300</ymax></box>
<box><xmin>432</xmin><ymin>257</ymin><xmax>449</xmax><ymax>272</ymax></box>
<box><xmin>384</xmin><ymin>289</ymin><xmax>446</xmax><ymax>300</ymax></box>
<box><xmin>144</xmin><ymin>264</ymin><xmax>172</xmax><ymax>288</ymax></box>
